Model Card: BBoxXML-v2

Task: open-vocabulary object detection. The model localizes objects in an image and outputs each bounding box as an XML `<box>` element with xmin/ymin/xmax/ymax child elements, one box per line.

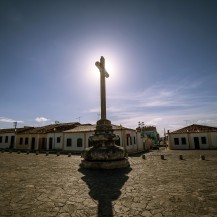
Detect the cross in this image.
<box><xmin>95</xmin><ymin>56</ymin><xmax>109</xmax><ymax>120</ymax></box>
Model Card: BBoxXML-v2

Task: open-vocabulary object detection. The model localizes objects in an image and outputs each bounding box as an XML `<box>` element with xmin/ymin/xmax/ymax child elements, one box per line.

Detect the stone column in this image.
<box><xmin>100</xmin><ymin>56</ymin><xmax>106</xmax><ymax>120</ymax></box>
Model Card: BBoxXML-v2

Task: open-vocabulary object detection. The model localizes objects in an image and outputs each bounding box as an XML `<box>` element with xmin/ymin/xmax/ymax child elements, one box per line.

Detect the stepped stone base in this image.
<box><xmin>82</xmin><ymin>145</ymin><xmax>127</xmax><ymax>161</ymax></box>
<box><xmin>81</xmin><ymin>145</ymin><xmax>130</xmax><ymax>169</ymax></box>
<box><xmin>80</xmin><ymin>158</ymin><xmax>129</xmax><ymax>169</ymax></box>
<box><xmin>80</xmin><ymin>115</ymin><xmax>130</xmax><ymax>169</ymax></box>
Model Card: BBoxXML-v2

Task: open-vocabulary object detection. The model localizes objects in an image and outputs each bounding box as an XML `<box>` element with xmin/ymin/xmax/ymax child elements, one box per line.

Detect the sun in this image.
<box><xmin>87</xmin><ymin>55</ymin><xmax>118</xmax><ymax>82</ymax></box>
<box><xmin>80</xmin><ymin>46</ymin><xmax>123</xmax><ymax>91</ymax></box>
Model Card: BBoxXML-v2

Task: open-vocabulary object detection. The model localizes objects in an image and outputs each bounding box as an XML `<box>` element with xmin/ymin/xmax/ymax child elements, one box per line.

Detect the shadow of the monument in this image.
<box><xmin>79</xmin><ymin>166</ymin><xmax>132</xmax><ymax>217</ymax></box>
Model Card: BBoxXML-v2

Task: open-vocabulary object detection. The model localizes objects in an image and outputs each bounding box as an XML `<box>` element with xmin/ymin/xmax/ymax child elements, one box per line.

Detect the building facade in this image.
<box><xmin>64</xmin><ymin>124</ymin><xmax>145</xmax><ymax>154</ymax></box>
<box><xmin>136</xmin><ymin>125</ymin><xmax>159</xmax><ymax>147</ymax></box>
<box><xmin>3</xmin><ymin>123</ymin><xmax>79</xmax><ymax>151</ymax></box>
<box><xmin>0</xmin><ymin>129</ymin><xmax>15</xmax><ymax>149</ymax></box>
<box><xmin>0</xmin><ymin>127</ymin><xmax>34</xmax><ymax>149</ymax></box>
<box><xmin>168</xmin><ymin>124</ymin><xmax>217</xmax><ymax>150</ymax></box>
<box><xmin>0</xmin><ymin>123</ymin><xmax>147</xmax><ymax>154</ymax></box>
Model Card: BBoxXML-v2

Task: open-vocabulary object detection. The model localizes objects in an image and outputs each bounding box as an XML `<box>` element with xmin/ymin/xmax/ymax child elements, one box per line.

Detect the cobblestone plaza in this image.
<box><xmin>0</xmin><ymin>149</ymin><xmax>217</xmax><ymax>217</ymax></box>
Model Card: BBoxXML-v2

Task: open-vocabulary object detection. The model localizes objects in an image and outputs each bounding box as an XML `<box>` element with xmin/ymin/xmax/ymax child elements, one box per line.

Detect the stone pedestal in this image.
<box><xmin>81</xmin><ymin>157</ymin><xmax>129</xmax><ymax>169</ymax></box>
<box><xmin>80</xmin><ymin>120</ymin><xmax>129</xmax><ymax>169</ymax></box>
<box><xmin>81</xmin><ymin>145</ymin><xmax>129</xmax><ymax>169</ymax></box>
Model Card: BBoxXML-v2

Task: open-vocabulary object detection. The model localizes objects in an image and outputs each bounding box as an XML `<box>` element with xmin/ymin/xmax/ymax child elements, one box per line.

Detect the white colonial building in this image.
<box><xmin>0</xmin><ymin>127</ymin><xmax>35</xmax><ymax>149</ymax></box>
<box><xmin>168</xmin><ymin>124</ymin><xmax>217</xmax><ymax>150</ymax></box>
<box><xmin>0</xmin><ymin>128</ymin><xmax>16</xmax><ymax>149</ymax></box>
<box><xmin>7</xmin><ymin>123</ymin><xmax>79</xmax><ymax>151</ymax></box>
<box><xmin>0</xmin><ymin>123</ymin><xmax>148</xmax><ymax>154</ymax></box>
<box><xmin>63</xmin><ymin>124</ymin><xmax>145</xmax><ymax>153</ymax></box>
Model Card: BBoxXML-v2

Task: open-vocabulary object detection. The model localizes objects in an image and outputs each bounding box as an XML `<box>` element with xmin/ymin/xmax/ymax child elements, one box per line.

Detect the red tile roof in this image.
<box><xmin>19</xmin><ymin>122</ymin><xmax>80</xmax><ymax>134</ymax></box>
<box><xmin>0</xmin><ymin>123</ymin><xmax>135</xmax><ymax>134</ymax></box>
<box><xmin>170</xmin><ymin>124</ymin><xmax>217</xmax><ymax>134</ymax></box>
<box><xmin>64</xmin><ymin>124</ymin><xmax>135</xmax><ymax>133</ymax></box>
<box><xmin>0</xmin><ymin>127</ymin><xmax>34</xmax><ymax>134</ymax></box>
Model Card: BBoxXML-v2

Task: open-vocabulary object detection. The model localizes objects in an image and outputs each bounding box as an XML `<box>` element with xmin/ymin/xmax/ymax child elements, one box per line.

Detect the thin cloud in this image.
<box><xmin>85</xmin><ymin>77</ymin><xmax>217</xmax><ymax>136</ymax></box>
<box><xmin>35</xmin><ymin>117</ymin><xmax>50</xmax><ymax>123</ymax></box>
<box><xmin>146</xmin><ymin>118</ymin><xmax>163</xmax><ymax>126</ymax></box>
<box><xmin>88</xmin><ymin>106</ymin><xmax>122</xmax><ymax>113</ymax></box>
<box><xmin>88</xmin><ymin>108</ymin><xmax>100</xmax><ymax>113</ymax></box>
<box><xmin>0</xmin><ymin>117</ymin><xmax>23</xmax><ymax>123</ymax></box>
<box><xmin>196</xmin><ymin>119</ymin><xmax>217</xmax><ymax>126</ymax></box>
<box><xmin>110</xmin><ymin>78</ymin><xmax>216</xmax><ymax>111</ymax></box>
<box><xmin>107</xmin><ymin>78</ymin><xmax>217</xmax><ymax>136</ymax></box>
<box><xmin>107</xmin><ymin>106</ymin><xmax>123</xmax><ymax>113</ymax></box>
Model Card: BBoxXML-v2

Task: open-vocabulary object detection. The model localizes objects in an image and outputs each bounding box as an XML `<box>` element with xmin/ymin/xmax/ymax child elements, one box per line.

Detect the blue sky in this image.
<box><xmin>0</xmin><ymin>0</ymin><xmax>217</xmax><ymax>136</ymax></box>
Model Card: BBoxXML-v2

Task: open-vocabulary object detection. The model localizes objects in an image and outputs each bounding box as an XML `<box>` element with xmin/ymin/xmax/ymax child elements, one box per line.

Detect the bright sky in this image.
<box><xmin>1</xmin><ymin>0</ymin><xmax>217</xmax><ymax>136</ymax></box>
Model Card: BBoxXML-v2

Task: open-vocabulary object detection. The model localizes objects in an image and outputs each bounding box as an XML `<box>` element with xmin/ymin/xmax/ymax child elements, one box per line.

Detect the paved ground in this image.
<box><xmin>0</xmin><ymin>149</ymin><xmax>217</xmax><ymax>217</ymax></box>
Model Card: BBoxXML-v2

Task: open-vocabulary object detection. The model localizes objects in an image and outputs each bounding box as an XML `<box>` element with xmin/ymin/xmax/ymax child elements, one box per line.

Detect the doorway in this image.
<box><xmin>10</xmin><ymin>136</ymin><xmax>15</xmax><ymax>149</ymax></box>
<box><xmin>41</xmin><ymin>138</ymin><xmax>46</xmax><ymax>150</ymax></box>
<box><xmin>31</xmin><ymin>137</ymin><xmax>35</xmax><ymax>150</ymax></box>
<box><xmin>194</xmin><ymin>137</ymin><xmax>200</xmax><ymax>149</ymax></box>
<box><xmin>49</xmin><ymin>138</ymin><xmax>53</xmax><ymax>150</ymax></box>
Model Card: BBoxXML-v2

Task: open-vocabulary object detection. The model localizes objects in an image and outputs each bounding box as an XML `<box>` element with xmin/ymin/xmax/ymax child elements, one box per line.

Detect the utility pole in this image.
<box><xmin>184</xmin><ymin>120</ymin><xmax>189</xmax><ymax>126</ymax></box>
<box><xmin>97</xmin><ymin>113</ymin><xmax>100</xmax><ymax>120</ymax></box>
<box><xmin>54</xmin><ymin>127</ymin><xmax>56</xmax><ymax>150</ymax></box>
<box><xmin>13</xmin><ymin>122</ymin><xmax>17</xmax><ymax>149</ymax></box>
<box><xmin>76</xmin><ymin>116</ymin><xmax>82</xmax><ymax>123</ymax></box>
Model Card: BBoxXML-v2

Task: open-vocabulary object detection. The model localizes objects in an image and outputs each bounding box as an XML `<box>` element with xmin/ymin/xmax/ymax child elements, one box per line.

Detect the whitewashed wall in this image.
<box><xmin>169</xmin><ymin>133</ymin><xmax>189</xmax><ymax>150</ymax></box>
<box><xmin>169</xmin><ymin>132</ymin><xmax>217</xmax><ymax>150</ymax></box>
<box><xmin>64</xmin><ymin>132</ymin><xmax>86</xmax><ymax>151</ymax></box>
<box><xmin>123</xmin><ymin>130</ymin><xmax>138</xmax><ymax>153</ymax></box>
<box><xmin>136</xmin><ymin>131</ymin><xmax>144</xmax><ymax>152</ymax></box>
<box><xmin>63</xmin><ymin>129</ymin><xmax>142</xmax><ymax>153</ymax></box>
<box><xmin>189</xmin><ymin>133</ymin><xmax>209</xmax><ymax>149</ymax></box>
<box><xmin>47</xmin><ymin>133</ymin><xmax>64</xmax><ymax>150</ymax></box>
<box><xmin>210</xmin><ymin>132</ymin><xmax>217</xmax><ymax>149</ymax></box>
<box><xmin>0</xmin><ymin>133</ymin><xmax>15</xmax><ymax>149</ymax></box>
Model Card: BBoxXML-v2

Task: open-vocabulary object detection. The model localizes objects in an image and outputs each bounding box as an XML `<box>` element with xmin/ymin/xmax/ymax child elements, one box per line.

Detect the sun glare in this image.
<box><xmin>92</xmin><ymin>59</ymin><xmax>114</xmax><ymax>76</ymax></box>
<box><xmin>76</xmin><ymin>42</ymin><xmax>124</xmax><ymax>91</ymax></box>
<box><xmin>86</xmin><ymin>54</ymin><xmax>119</xmax><ymax>85</ymax></box>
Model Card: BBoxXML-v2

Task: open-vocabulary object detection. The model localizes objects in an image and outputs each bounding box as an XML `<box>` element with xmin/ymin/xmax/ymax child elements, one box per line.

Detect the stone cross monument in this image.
<box><xmin>80</xmin><ymin>56</ymin><xmax>129</xmax><ymax>169</ymax></box>
<box><xmin>95</xmin><ymin>56</ymin><xmax>109</xmax><ymax>120</ymax></box>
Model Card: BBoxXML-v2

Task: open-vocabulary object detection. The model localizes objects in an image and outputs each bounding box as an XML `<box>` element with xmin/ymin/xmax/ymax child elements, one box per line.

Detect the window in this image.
<box><xmin>57</xmin><ymin>137</ymin><xmax>61</xmax><ymax>143</ymax></box>
<box><xmin>126</xmin><ymin>135</ymin><xmax>129</xmax><ymax>146</ymax></box>
<box><xmin>201</xmin><ymin>137</ymin><xmax>206</xmax><ymax>144</ymax></box>
<box><xmin>66</xmin><ymin>138</ymin><xmax>72</xmax><ymax>147</ymax></box>
<box><xmin>25</xmin><ymin>138</ymin><xmax>28</xmax><ymax>145</ymax></box>
<box><xmin>20</xmin><ymin>137</ymin><xmax>23</xmax><ymax>145</ymax></box>
<box><xmin>174</xmin><ymin>138</ymin><xmax>179</xmax><ymax>145</ymax></box>
<box><xmin>134</xmin><ymin>137</ymin><xmax>136</xmax><ymax>144</ymax></box>
<box><xmin>0</xmin><ymin>136</ymin><xmax>2</xmax><ymax>143</ymax></box>
<box><xmin>181</xmin><ymin>137</ymin><xmax>186</xmax><ymax>145</ymax></box>
<box><xmin>5</xmin><ymin>136</ymin><xmax>8</xmax><ymax>143</ymax></box>
<box><xmin>77</xmin><ymin>138</ymin><xmax>83</xmax><ymax>147</ymax></box>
